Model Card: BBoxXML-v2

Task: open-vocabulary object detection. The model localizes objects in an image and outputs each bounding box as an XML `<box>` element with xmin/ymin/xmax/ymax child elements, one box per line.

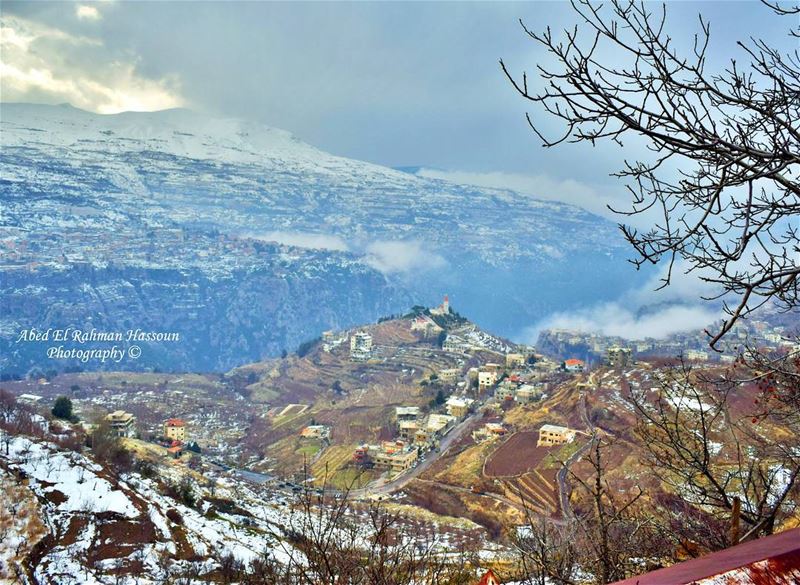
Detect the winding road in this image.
<box><xmin>349</xmin><ymin>404</ymin><xmax>488</xmax><ymax>499</ymax></box>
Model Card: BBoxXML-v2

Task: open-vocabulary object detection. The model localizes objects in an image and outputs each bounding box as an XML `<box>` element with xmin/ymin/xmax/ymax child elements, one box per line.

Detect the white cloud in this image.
<box><xmin>523</xmin><ymin>262</ymin><xmax>722</xmax><ymax>341</ymax></box>
<box><xmin>0</xmin><ymin>15</ymin><xmax>183</xmax><ymax>113</ymax></box>
<box><xmin>415</xmin><ymin>167</ymin><xmax>625</xmax><ymax>220</ymax></box>
<box><xmin>247</xmin><ymin>231</ymin><xmax>349</xmax><ymax>252</ymax></box>
<box><xmin>364</xmin><ymin>240</ymin><xmax>446</xmax><ymax>275</ymax></box>
<box><xmin>243</xmin><ymin>233</ymin><xmax>446</xmax><ymax>275</ymax></box>
<box><xmin>525</xmin><ymin>303</ymin><xmax>719</xmax><ymax>342</ymax></box>
<box><xmin>76</xmin><ymin>5</ymin><xmax>101</xmax><ymax>21</ymax></box>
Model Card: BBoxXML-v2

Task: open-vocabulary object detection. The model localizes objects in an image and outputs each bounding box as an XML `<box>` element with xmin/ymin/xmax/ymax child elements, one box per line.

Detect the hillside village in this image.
<box><xmin>4</xmin><ymin>298</ymin><xmax>796</xmax><ymax>496</ymax></box>
<box><xmin>1</xmin><ymin>299</ymin><xmax>798</xmax><ymax>583</ymax></box>
<box><xmin>537</xmin><ymin>302</ymin><xmax>797</xmax><ymax>366</ymax></box>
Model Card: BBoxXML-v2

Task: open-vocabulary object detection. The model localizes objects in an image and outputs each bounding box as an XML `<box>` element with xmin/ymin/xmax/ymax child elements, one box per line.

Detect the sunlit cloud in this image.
<box><xmin>524</xmin><ymin>303</ymin><xmax>719</xmax><ymax>342</ymax></box>
<box><xmin>76</xmin><ymin>5</ymin><xmax>101</xmax><ymax>21</ymax></box>
<box><xmin>0</xmin><ymin>15</ymin><xmax>183</xmax><ymax>113</ymax></box>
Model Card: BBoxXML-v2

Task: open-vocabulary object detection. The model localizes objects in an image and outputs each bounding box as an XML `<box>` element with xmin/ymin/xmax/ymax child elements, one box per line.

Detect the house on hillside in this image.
<box><xmin>350</xmin><ymin>331</ymin><xmax>373</xmax><ymax>362</ymax></box>
<box><xmin>164</xmin><ymin>418</ymin><xmax>186</xmax><ymax>442</ymax></box>
<box><xmin>395</xmin><ymin>406</ymin><xmax>421</xmax><ymax>423</ymax></box>
<box><xmin>166</xmin><ymin>445</ymin><xmax>183</xmax><ymax>459</ymax></box>
<box><xmin>438</xmin><ymin>368</ymin><xmax>460</xmax><ymax>384</ymax></box>
<box><xmin>563</xmin><ymin>358</ymin><xmax>585</xmax><ymax>373</ymax></box>
<box><xmin>359</xmin><ymin>440</ymin><xmax>419</xmax><ymax>473</ymax></box>
<box><xmin>478</xmin><ymin>370</ymin><xmax>498</xmax><ymax>391</ymax></box>
<box><xmin>607</xmin><ymin>346</ymin><xmax>632</xmax><ymax>368</ymax></box>
<box><xmin>322</xmin><ymin>330</ymin><xmax>346</xmax><ymax>352</ymax></box>
<box><xmin>398</xmin><ymin>420</ymin><xmax>419</xmax><ymax>440</ymax></box>
<box><xmin>17</xmin><ymin>393</ymin><xmax>43</xmax><ymax>406</ymax></box>
<box><xmin>300</xmin><ymin>425</ymin><xmax>331</xmax><ymax>440</ymax></box>
<box><xmin>505</xmin><ymin>353</ymin><xmax>525</xmax><ymax>368</ymax></box>
<box><xmin>414</xmin><ymin>413</ymin><xmax>456</xmax><ymax>446</ymax></box>
<box><xmin>495</xmin><ymin>382</ymin><xmax>516</xmax><ymax>402</ymax></box>
<box><xmin>685</xmin><ymin>349</ymin><xmax>709</xmax><ymax>362</ymax></box>
<box><xmin>537</xmin><ymin>424</ymin><xmax>576</xmax><ymax>447</ymax></box>
<box><xmin>515</xmin><ymin>384</ymin><xmax>542</xmax><ymax>404</ymax></box>
<box><xmin>373</xmin><ymin>447</ymin><xmax>418</xmax><ymax>473</ymax></box>
<box><xmin>442</xmin><ymin>335</ymin><xmax>470</xmax><ymax>352</ymax></box>
<box><xmin>106</xmin><ymin>410</ymin><xmax>136</xmax><ymax>438</ymax></box>
<box><xmin>445</xmin><ymin>396</ymin><xmax>474</xmax><ymax>418</ymax></box>
<box><xmin>472</xmin><ymin>423</ymin><xmax>506</xmax><ymax>443</ymax></box>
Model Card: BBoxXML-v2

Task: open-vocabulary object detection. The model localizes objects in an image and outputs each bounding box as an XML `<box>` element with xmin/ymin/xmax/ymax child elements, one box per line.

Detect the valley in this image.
<box><xmin>3</xmin><ymin>301</ymin><xmax>796</xmax><ymax>582</ymax></box>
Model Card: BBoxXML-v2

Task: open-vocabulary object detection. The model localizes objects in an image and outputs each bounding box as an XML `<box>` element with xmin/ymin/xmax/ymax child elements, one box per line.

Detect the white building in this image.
<box><xmin>442</xmin><ymin>335</ymin><xmax>470</xmax><ymax>353</ymax></box>
<box><xmin>537</xmin><ymin>424</ymin><xmax>576</xmax><ymax>447</ymax></box>
<box><xmin>607</xmin><ymin>346</ymin><xmax>633</xmax><ymax>368</ymax></box>
<box><xmin>395</xmin><ymin>406</ymin><xmax>421</xmax><ymax>422</ymax></box>
<box><xmin>478</xmin><ymin>370</ymin><xmax>498</xmax><ymax>391</ymax></box>
<box><xmin>106</xmin><ymin>410</ymin><xmax>136</xmax><ymax>438</ymax></box>
<box><xmin>350</xmin><ymin>331</ymin><xmax>373</xmax><ymax>362</ymax></box>
<box><xmin>438</xmin><ymin>368</ymin><xmax>460</xmax><ymax>384</ymax></box>
<box><xmin>17</xmin><ymin>394</ymin><xmax>43</xmax><ymax>405</ymax></box>
<box><xmin>445</xmin><ymin>396</ymin><xmax>474</xmax><ymax>417</ymax></box>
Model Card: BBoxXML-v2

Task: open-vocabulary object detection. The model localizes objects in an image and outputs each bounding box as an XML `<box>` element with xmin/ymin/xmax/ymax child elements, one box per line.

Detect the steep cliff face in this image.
<box><xmin>1</xmin><ymin>261</ymin><xmax>411</xmax><ymax>374</ymax></box>
<box><xmin>0</xmin><ymin>103</ymin><xmax>646</xmax><ymax>373</ymax></box>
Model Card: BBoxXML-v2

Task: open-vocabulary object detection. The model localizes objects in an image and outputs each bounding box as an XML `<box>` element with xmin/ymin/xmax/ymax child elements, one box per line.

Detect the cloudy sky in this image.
<box><xmin>1</xmin><ymin>1</ymin><xmax>792</xmax><ymax>217</ymax></box>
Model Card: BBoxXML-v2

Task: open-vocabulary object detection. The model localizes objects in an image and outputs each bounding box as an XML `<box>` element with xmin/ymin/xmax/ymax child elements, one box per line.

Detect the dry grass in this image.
<box><xmin>0</xmin><ymin>471</ymin><xmax>48</xmax><ymax>580</ymax></box>
<box><xmin>432</xmin><ymin>441</ymin><xmax>495</xmax><ymax>488</ymax></box>
<box><xmin>310</xmin><ymin>445</ymin><xmax>358</xmax><ymax>481</ymax></box>
<box><xmin>382</xmin><ymin>503</ymin><xmax>482</xmax><ymax>530</ymax></box>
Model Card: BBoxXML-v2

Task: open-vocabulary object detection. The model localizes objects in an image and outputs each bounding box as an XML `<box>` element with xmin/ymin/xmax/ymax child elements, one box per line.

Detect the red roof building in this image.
<box><xmin>164</xmin><ymin>418</ymin><xmax>187</xmax><ymax>442</ymax></box>
<box><xmin>476</xmin><ymin>569</ymin><xmax>501</xmax><ymax>585</ymax></box>
<box><xmin>563</xmin><ymin>358</ymin><xmax>586</xmax><ymax>372</ymax></box>
<box><xmin>166</xmin><ymin>445</ymin><xmax>183</xmax><ymax>459</ymax></box>
<box><xmin>611</xmin><ymin>527</ymin><xmax>800</xmax><ymax>584</ymax></box>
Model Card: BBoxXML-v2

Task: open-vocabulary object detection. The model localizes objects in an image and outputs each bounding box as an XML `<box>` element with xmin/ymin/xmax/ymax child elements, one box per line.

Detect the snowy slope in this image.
<box><xmin>0</xmin><ymin>103</ymin><xmax>646</xmax><ymax>371</ymax></box>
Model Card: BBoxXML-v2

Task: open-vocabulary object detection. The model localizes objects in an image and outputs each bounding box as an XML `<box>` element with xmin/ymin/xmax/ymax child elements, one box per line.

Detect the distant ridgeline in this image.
<box><xmin>0</xmin><ymin>103</ymin><xmax>647</xmax><ymax>374</ymax></box>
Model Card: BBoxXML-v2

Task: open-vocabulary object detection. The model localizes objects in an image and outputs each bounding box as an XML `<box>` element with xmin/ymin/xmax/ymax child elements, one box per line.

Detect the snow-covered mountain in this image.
<box><xmin>0</xmin><ymin>103</ymin><xmax>643</xmax><ymax>372</ymax></box>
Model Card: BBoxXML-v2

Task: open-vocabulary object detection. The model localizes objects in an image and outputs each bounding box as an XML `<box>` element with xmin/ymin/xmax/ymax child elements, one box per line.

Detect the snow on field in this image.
<box><xmin>1</xmin><ymin>433</ymin><xmax>305</xmax><ymax>583</ymax></box>
<box><xmin>665</xmin><ymin>391</ymin><xmax>715</xmax><ymax>413</ymax></box>
<box><xmin>126</xmin><ymin>472</ymin><xmax>294</xmax><ymax>565</ymax></box>
<box><xmin>5</xmin><ymin>436</ymin><xmax>139</xmax><ymax>518</ymax></box>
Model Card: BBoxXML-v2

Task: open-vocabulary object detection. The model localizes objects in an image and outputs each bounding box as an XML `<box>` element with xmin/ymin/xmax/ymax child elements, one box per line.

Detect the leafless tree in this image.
<box><xmin>512</xmin><ymin>434</ymin><xmax>665</xmax><ymax>585</ymax></box>
<box><xmin>569</xmin><ymin>435</ymin><xmax>663</xmax><ymax>584</ymax></box>
<box><xmin>629</xmin><ymin>360</ymin><xmax>800</xmax><ymax>549</ymax></box>
<box><xmin>0</xmin><ymin>389</ymin><xmax>17</xmax><ymax>456</ymax></box>
<box><xmin>254</xmin><ymin>468</ymin><xmax>478</xmax><ymax>584</ymax></box>
<box><xmin>502</xmin><ymin>0</ymin><xmax>800</xmax><ymax>347</ymax></box>
<box><xmin>739</xmin><ymin>338</ymin><xmax>800</xmax><ymax>430</ymax></box>
<box><xmin>511</xmin><ymin>511</ymin><xmax>578</xmax><ymax>585</ymax></box>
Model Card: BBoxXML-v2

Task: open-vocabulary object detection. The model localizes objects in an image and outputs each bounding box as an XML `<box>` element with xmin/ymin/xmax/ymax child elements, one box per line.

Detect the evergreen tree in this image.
<box><xmin>52</xmin><ymin>396</ymin><xmax>73</xmax><ymax>420</ymax></box>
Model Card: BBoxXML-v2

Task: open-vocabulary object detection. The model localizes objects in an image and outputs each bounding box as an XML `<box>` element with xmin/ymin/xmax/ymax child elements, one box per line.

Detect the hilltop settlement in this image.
<box><xmin>1</xmin><ymin>298</ymin><xmax>798</xmax><ymax>583</ymax></box>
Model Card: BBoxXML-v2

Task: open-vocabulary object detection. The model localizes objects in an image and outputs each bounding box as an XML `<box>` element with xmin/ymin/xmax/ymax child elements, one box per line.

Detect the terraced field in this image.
<box><xmin>502</xmin><ymin>469</ymin><xmax>559</xmax><ymax>515</ymax></box>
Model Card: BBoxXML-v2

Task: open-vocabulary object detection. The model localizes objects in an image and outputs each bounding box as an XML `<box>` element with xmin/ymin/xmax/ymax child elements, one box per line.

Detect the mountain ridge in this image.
<box><xmin>1</xmin><ymin>102</ymin><xmax>647</xmax><ymax>373</ymax></box>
